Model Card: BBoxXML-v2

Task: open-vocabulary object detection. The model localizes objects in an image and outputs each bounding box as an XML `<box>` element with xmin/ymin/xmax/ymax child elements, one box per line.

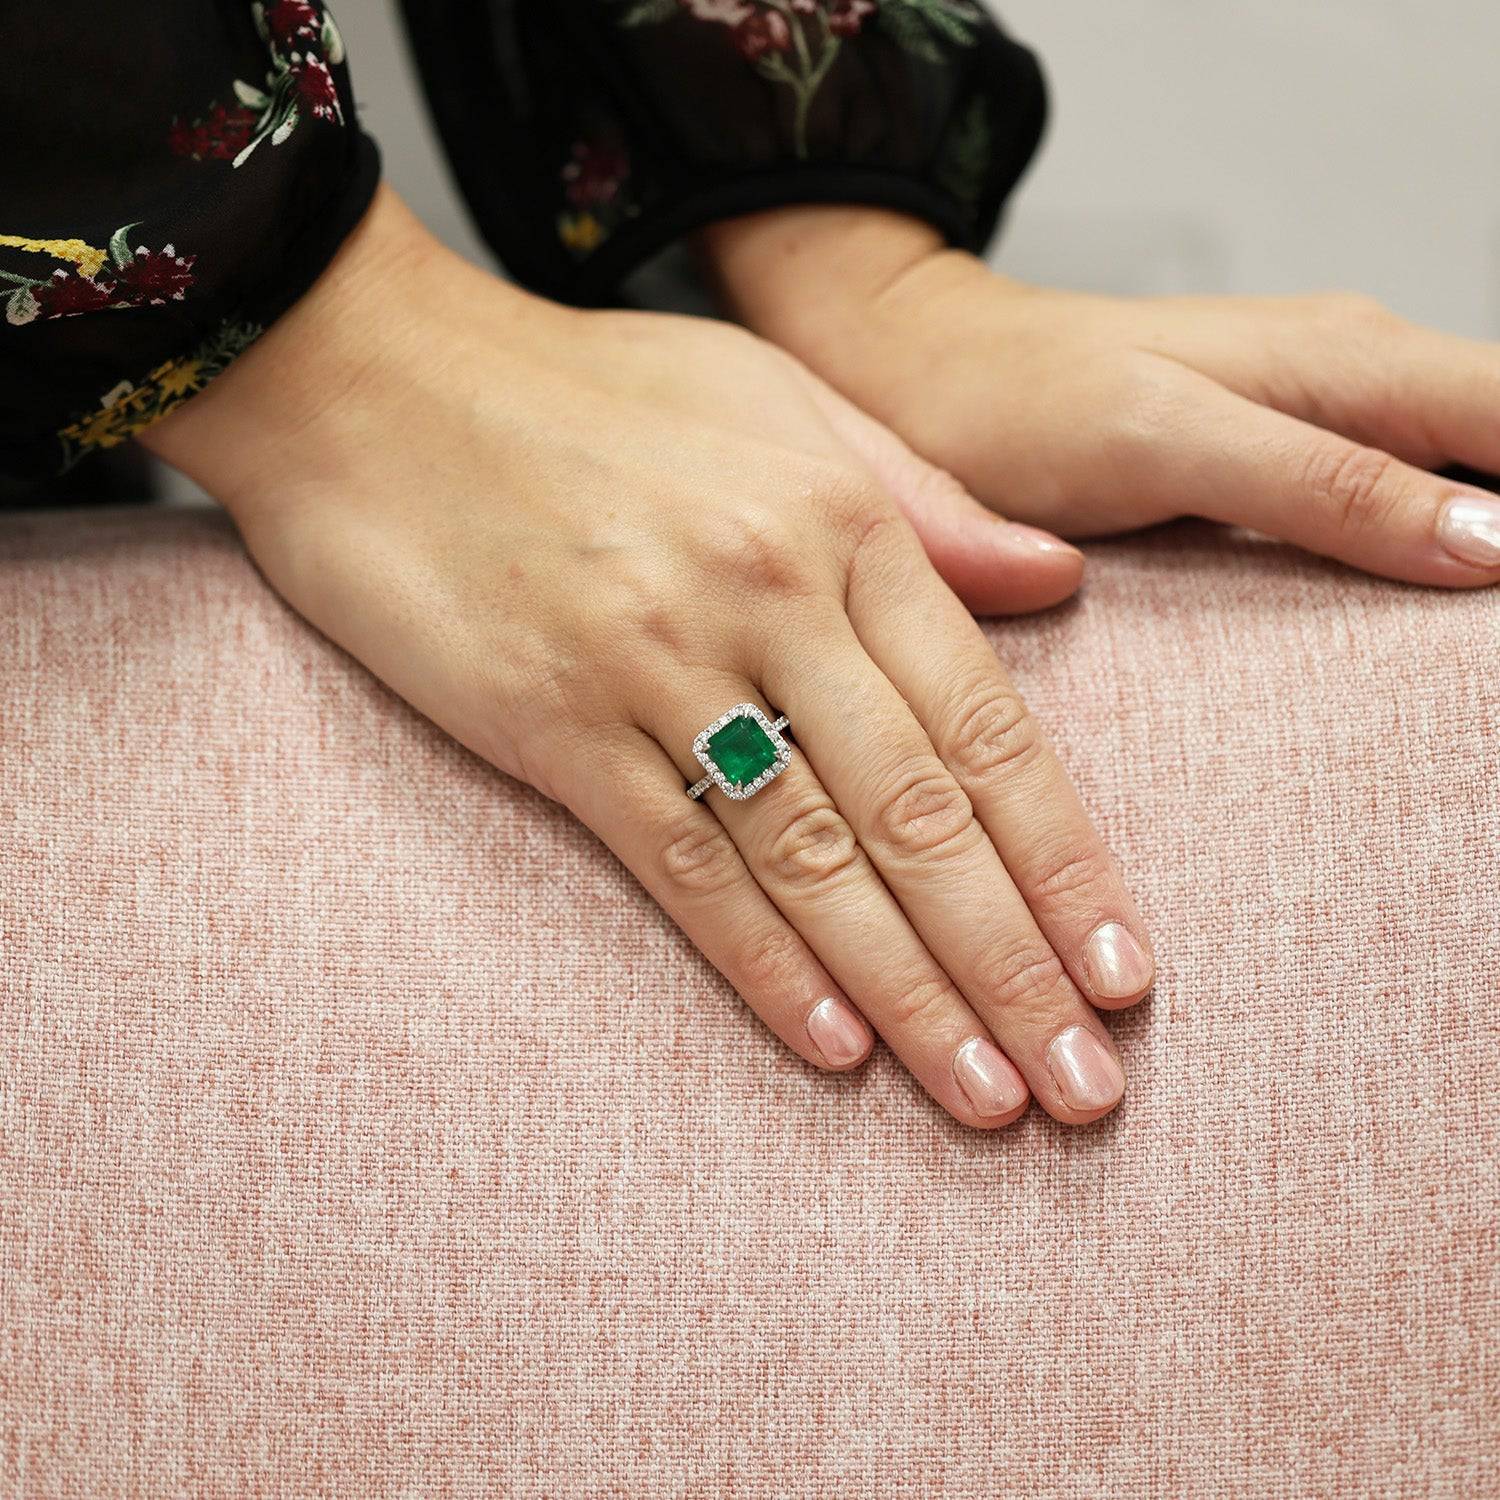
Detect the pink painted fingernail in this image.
<box><xmin>1046</xmin><ymin>1026</ymin><xmax>1126</xmax><ymax>1112</ymax></box>
<box><xmin>953</xmin><ymin>1036</ymin><xmax>1029</xmax><ymax>1117</ymax></box>
<box><xmin>1437</xmin><ymin>496</ymin><xmax>1500</xmax><ymax>567</ymax></box>
<box><xmin>806</xmin><ymin>997</ymin><xmax>871</xmax><ymax>1067</ymax></box>
<box><xmin>1081</xmin><ymin>921</ymin><xmax>1154</xmax><ymax>999</ymax></box>
<box><xmin>1004</xmin><ymin>521</ymin><xmax>1083</xmax><ymax>559</ymax></box>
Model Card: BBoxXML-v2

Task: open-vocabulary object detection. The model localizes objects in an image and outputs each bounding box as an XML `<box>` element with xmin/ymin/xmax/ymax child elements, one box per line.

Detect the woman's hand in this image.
<box><xmin>139</xmin><ymin>185</ymin><xmax>1153</xmax><ymax>1128</ymax></box>
<box><xmin>700</xmin><ymin>206</ymin><xmax>1500</xmax><ymax>585</ymax></box>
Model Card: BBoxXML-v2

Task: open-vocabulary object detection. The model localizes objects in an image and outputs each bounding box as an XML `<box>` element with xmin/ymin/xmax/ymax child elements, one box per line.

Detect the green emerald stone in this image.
<box><xmin>707</xmin><ymin>715</ymin><xmax>777</xmax><ymax>786</ymax></box>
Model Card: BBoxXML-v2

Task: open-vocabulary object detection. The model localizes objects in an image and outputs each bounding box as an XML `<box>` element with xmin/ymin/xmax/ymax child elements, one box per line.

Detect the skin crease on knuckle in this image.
<box><xmin>732</xmin><ymin>924</ymin><xmax>811</xmax><ymax>1004</ymax></box>
<box><xmin>969</xmin><ymin>943</ymin><xmax>1072</xmax><ymax>1025</ymax></box>
<box><xmin>1026</xmin><ymin>845</ymin><xmax>1114</xmax><ymax>906</ymax></box>
<box><xmin>941</xmin><ymin>679</ymin><xmax>1042</xmax><ymax>782</ymax></box>
<box><xmin>658</xmin><ymin>815</ymin><xmax>744</xmax><ymax>901</ymax></box>
<box><xmin>866</xmin><ymin>766</ymin><xmax>980</xmax><ymax>865</ymax></box>
<box><xmin>1302</xmin><ymin>442</ymin><xmax>1404</xmax><ymax>537</ymax></box>
<box><xmin>762</xmin><ymin>801</ymin><xmax>865</xmax><ymax>896</ymax></box>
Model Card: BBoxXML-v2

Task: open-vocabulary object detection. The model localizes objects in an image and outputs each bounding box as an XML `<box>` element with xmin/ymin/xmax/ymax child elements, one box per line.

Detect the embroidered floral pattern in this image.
<box><xmin>556</xmin><ymin>134</ymin><xmax>637</xmax><ymax>256</ymax></box>
<box><xmin>615</xmin><ymin>0</ymin><xmax>982</xmax><ymax>158</ymax></box>
<box><xmin>56</xmin><ymin>318</ymin><xmax>264</xmax><ymax>468</ymax></box>
<box><xmin>169</xmin><ymin>0</ymin><xmax>347</xmax><ymax>169</ymax></box>
<box><xmin>0</xmin><ymin>223</ymin><xmax>197</xmax><ymax>327</ymax></box>
<box><xmin>0</xmin><ymin>2</ymin><xmax>359</xmax><ymax>468</ymax></box>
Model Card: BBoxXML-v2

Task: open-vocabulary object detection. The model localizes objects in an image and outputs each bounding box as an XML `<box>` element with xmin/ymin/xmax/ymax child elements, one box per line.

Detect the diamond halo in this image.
<box><xmin>686</xmin><ymin>703</ymin><xmax>792</xmax><ymax>801</ymax></box>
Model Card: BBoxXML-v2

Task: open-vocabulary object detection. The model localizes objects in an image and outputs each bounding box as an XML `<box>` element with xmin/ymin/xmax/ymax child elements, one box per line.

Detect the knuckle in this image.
<box><xmin>762</xmin><ymin>801</ymin><xmax>863</xmax><ymax>893</ymax></box>
<box><xmin>812</xmin><ymin>473</ymin><xmax>911</xmax><ymax>580</ymax></box>
<box><xmin>1099</xmin><ymin>362</ymin><xmax>1195</xmax><ymax>461</ymax></box>
<box><xmin>974</xmin><ymin>944</ymin><xmax>1071</xmax><ymax>1017</ymax></box>
<box><xmin>868</xmin><ymin>766</ymin><xmax>979</xmax><ymax>862</ymax></box>
<box><xmin>702</xmin><ymin>505</ymin><xmax>815</xmax><ymax>599</ymax></box>
<box><xmin>1027</xmin><ymin>845</ymin><xmax>1114</xmax><ymax>906</ymax></box>
<box><xmin>1302</xmin><ymin>442</ymin><xmax>1402</xmax><ymax>535</ymax></box>
<box><xmin>657</xmin><ymin>816</ymin><xmax>743</xmax><ymax>900</ymax></box>
<box><xmin>883</xmin><ymin>972</ymin><xmax>962</xmax><ymax>1033</ymax></box>
<box><xmin>943</xmin><ymin>679</ymin><xmax>1042</xmax><ymax>780</ymax></box>
<box><xmin>734</xmin><ymin>924</ymin><xmax>808</xmax><ymax>997</ymax></box>
<box><xmin>1320</xmin><ymin>289</ymin><xmax>1394</xmax><ymax>329</ymax></box>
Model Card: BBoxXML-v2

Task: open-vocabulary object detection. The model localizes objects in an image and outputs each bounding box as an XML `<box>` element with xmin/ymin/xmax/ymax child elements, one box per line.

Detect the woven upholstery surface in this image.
<box><xmin>1</xmin><ymin>506</ymin><xmax>1495</xmax><ymax>1498</ymax></box>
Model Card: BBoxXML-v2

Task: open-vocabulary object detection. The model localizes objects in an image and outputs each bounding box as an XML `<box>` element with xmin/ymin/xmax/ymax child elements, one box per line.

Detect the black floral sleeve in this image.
<box><xmin>398</xmin><ymin>0</ymin><xmax>1046</xmax><ymax>305</ymax></box>
<box><xmin>0</xmin><ymin>1</ymin><xmax>379</xmax><ymax>482</ymax></box>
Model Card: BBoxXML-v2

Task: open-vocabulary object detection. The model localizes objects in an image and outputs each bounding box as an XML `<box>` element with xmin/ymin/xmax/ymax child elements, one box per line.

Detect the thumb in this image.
<box><xmin>796</xmin><ymin>360</ymin><xmax>1083</xmax><ymax>615</ymax></box>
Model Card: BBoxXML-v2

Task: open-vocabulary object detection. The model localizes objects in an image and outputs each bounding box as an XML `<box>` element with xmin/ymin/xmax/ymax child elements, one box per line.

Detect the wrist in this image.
<box><xmin>137</xmin><ymin>183</ymin><xmax>542</xmax><ymax>520</ymax></box>
<box><xmin>699</xmin><ymin>204</ymin><xmax>941</xmax><ymax>325</ymax></box>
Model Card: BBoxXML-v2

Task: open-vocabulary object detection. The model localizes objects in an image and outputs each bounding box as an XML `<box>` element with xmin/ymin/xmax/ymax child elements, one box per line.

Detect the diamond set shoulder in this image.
<box><xmin>686</xmin><ymin>703</ymin><xmax>792</xmax><ymax>801</ymax></box>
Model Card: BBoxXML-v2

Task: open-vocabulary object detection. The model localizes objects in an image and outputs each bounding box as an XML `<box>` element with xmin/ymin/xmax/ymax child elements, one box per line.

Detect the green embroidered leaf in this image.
<box><xmin>5</xmin><ymin>285</ymin><xmax>39</xmax><ymax>326</ymax></box>
<box><xmin>322</xmin><ymin>13</ymin><xmax>345</xmax><ymax>65</ymax></box>
<box><xmin>934</xmin><ymin>96</ymin><xmax>990</xmax><ymax>209</ymax></box>
<box><xmin>616</xmin><ymin>0</ymin><xmax>677</xmax><ymax>25</ymax></box>
<box><xmin>889</xmin><ymin>0</ymin><xmax>980</xmax><ymax>49</ymax></box>
<box><xmin>233</xmin><ymin>78</ymin><xmax>271</xmax><ymax>109</ymax></box>
<box><xmin>250</xmin><ymin>2</ymin><xmax>269</xmax><ymax>44</ymax></box>
<box><xmin>878</xmin><ymin>4</ymin><xmax>943</xmax><ymax>64</ymax></box>
<box><xmin>0</xmin><ymin>269</ymin><xmax>41</xmax><ymax>287</ymax></box>
<box><xmin>108</xmin><ymin>222</ymin><xmax>142</xmax><ymax>270</ymax></box>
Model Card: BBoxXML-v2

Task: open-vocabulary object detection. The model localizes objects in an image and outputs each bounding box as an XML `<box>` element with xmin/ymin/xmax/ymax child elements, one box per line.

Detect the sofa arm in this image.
<box><xmin>2</xmin><ymin>506</ymin><xmax>1494</xmax><ymax>1497</ymax></box>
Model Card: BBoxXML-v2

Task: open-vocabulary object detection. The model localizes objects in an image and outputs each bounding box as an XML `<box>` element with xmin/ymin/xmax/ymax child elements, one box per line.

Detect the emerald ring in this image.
<box><xmin>686</xmin><ymin>703</ymin><xmax>793</xmax><ymax>801</ymax></box>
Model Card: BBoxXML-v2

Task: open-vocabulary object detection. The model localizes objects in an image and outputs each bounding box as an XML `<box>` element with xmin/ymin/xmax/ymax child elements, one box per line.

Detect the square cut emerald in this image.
<box><xmin>706</xmin><ymin>714</ymin><xmax>778</xmax><ymax>787</ymax></box>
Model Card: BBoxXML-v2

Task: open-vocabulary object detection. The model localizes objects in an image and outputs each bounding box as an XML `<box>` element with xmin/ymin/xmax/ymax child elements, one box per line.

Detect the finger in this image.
<box><xmin>639</xmin><ymin>674</ymin><xmax>1032</xmax><ymax>1129</ymax></box>
<box><xmin>563</xmin><ymin>724</ymin><xmax>876</xmax><ymax>1073</ymax></box>
<box><xmin>1148</xmin><ymin>371</ymin><xmax>1500</xmax><ymax>586</ymax></box>
<box><xmin>1219</xmin><ymin>297</ymin><xmax>1500</xmax><ymax>478</ymax></box>
<box><xmin>838</xmin><ymin>514</ymin><xmax>1155</xmax><ymax>1014</ymax></box>
<box><xmin>796</xmin><ymin>355</ymin><xmax>1085</xmax><ymax>615</ymax></box>
<box><xmin>755</xmin><ymin>603</ymin><xmax>1131</xmax><ymax>1124</ymax></box>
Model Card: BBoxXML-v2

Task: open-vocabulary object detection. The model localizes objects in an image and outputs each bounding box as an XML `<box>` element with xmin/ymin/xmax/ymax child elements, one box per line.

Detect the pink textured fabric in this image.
<box><xmin>1</xmin><ymin>507</ymin><xmax>1495</xmax><ymax>1497</ymax></box>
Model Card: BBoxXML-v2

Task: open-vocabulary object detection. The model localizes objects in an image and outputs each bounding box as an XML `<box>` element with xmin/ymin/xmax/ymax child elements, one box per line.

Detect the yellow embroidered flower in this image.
<box><xmin>116</xmin><ymin>384</ymin><xmax>154</xmax><ymax>414</ymax></box>
<box><xmin>0</xmin><ymin>234</ymin><xmax>108</xmax><ymax>279</ymax></box>
<box><xmin>152</xmin><ymin>358</ymin><xmax>204</xmax><ymax>401</ymax></box>
<box><xmin>558</xmin><ymin>212</ymin><xmax>604</xmax><ymax>254</ymax></box>
<box><xmin>59</xmin><ymin>404</ymin><xmax>134</xmax><ymax>452</ymax></box>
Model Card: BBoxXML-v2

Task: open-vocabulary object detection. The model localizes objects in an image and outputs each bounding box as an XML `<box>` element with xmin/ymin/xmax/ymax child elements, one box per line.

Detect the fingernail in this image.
<box><xmin>953</xmin><ymin>1036</ymin><xmax>1029</xmax><ymax>1117</ymax></box>
<box><xmin>1081</xmin><ymin>921</ymin><xmax>1154</xmax><ymax>999</ymax></box>
<box><xmin>1046</xmin><ymin>1025</ymin><xmax>1126</xmax><ymax>1112</ymax></box>
<box><xmin>1436</xmin><ymin>496</ymin><xmax>1500</xmax><ymax>567</ymax></box>
<box><xmin>1003</xmin><ymin>521</ymin><xmax>1083</xmax><ymax>559</ymax></box>
<box><xmin>806</xmin><ymin>996</ymin><xmax>871</xmax><ymax>1067</ymax></box>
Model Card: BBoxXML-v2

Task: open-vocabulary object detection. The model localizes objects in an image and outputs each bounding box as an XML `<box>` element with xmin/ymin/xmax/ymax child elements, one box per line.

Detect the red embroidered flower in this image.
<box><xmin>168</xmin><ymin>102</ymin><xmax>259</xmax><ymax>161</ymax></box>
<box><xmin>562</xmin><ymin>139</ymin><xmax>630</xmax><ymax>209</ymax></box>
<box><xmin>827</xmin><ymin>0</ymin><xmax>876</xmax><ymax>38</ymax></box>
<box><xmin>732</xmin><ymin>9</ymin><xmax>792</xmax><ymax>59</ymax></box>
<box><xmin>33</xmin><ymin>269</ymin><xmax>117</xmax><ymax>320</ymax></box>
<box><xmin>292</xmin><ymin>56</ymin><xmax>340</xmax><ymax>121</ymax></box>
<box><xmin>265</xmin><ymin>0</ymin><xmax>321</xmax><ymax>49</ymax></box>
<box><xmin>113</xmin><ymin>245</ymin><xmax>197</xmax><ymax>305</ymax></box>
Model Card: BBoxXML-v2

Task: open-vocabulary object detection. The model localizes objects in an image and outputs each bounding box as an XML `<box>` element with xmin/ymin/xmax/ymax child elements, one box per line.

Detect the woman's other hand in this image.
<box><xmin>700</xmin><ymin>205</ymin><xmax>1500</xmax><ymax>585</ymax></box>
<box><xmin>139</xmin><ymin>185</ymin><xmax>1154</xmax><ymax>1129</ymax></box>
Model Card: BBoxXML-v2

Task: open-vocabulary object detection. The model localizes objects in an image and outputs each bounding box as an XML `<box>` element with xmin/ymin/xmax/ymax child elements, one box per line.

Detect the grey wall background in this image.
<box><xmin>335</xmin><ymin>0</ymin><xmax>1500</xmax><ymax>335</ymax></box>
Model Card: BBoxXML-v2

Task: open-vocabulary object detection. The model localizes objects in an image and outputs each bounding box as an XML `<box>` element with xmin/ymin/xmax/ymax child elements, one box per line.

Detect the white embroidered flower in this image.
<box><xmin>679</xmin><ymin>0</ymin><xmax>753</xmax><ymax>25</ymax></box>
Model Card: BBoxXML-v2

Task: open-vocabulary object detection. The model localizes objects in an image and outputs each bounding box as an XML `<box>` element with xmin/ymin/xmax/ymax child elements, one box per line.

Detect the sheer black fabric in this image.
<box><xmin>0</xmin><ymin>1</ymin><xmax>379</xmax><ymax>482</ymax></box>
<box><xmin>400</xmin><ymin>0</ymin><xmax>1047</xmax><ymax>305</ymax></box>
<box><xmin>0</xmin><ymin>1</ymin><xmax>1043</xmax><ymax>484</ymax></box>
